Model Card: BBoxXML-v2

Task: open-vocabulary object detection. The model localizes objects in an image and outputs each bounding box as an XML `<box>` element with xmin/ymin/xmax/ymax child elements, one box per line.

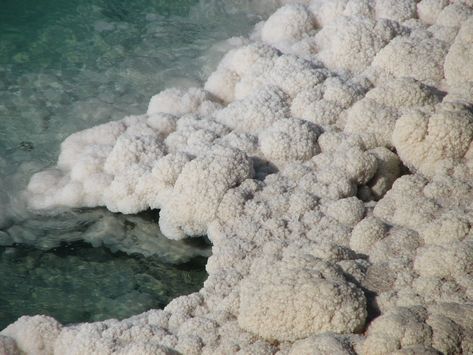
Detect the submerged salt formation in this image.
<box><xmin>3</xmin><ymin>0</ymin><xmax>473</xmax><ymax>353</ymax></box>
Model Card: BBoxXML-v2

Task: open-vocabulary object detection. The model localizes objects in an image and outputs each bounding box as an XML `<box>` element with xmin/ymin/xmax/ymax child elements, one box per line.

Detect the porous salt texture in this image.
<box><xmin>3</xmin><ymin>0</ymin><xmax>473</xmax><ymax>354</ymax></box>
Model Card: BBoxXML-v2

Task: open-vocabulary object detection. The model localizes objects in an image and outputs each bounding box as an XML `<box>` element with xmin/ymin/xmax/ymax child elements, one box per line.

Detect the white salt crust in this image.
<box><xmin>3</xmin><ymin>0</ymin><xmax>473</xmax><ymax>354</ymax></box>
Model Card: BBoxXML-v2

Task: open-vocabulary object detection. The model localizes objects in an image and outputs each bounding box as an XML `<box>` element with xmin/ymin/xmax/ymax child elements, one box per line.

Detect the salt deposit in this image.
<box><xmin>3</xmin><ymin>0</ymin><xmax>473</xmax><ymax>353</ymax></box>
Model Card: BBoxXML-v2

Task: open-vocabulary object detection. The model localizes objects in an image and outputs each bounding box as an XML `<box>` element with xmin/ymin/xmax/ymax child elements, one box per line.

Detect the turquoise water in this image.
<box><xmin>0</xmin><ymin>0</ymin><xmax>274</xmax><ymax>327</ymax></box>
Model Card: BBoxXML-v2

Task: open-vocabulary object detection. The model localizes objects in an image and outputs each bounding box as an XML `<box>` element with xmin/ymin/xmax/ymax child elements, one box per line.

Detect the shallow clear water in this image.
<box><xmin>0</xmin><ymin>241</ymin><xmax>208</xmax><ymax>329</ymax></box>
<box><xmin>0</xmin><ymin>0</ymin><xmax>275</xmax><ymax>327</ymax></box>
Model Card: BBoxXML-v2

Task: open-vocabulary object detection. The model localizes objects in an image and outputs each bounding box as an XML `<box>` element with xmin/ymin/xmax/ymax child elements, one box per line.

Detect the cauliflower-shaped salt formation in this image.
<box><xmin>414</xmin><ymin>241</ymin><xmax>473</xmax><ymax>280</ymax></box>
<box><xmin>265</xmin><ymin>54</ymin><xmax>329</xmax><ymax>98</ymax></box>
<box><xmin>116</xmin><ymin>342</ymin><xmax>178</xmax><ymax>355</ymax></box>
<box><xmin>436</xmin><ymin>2</ymin><xmax>473</xmax><ymax>28</ymax></box>
<box><xmin>375</xmin><ymin>0</ymin><xmax>417</xmax><ymax>22</ymax></box>
<box><xmin>344</xmin><ymin>77</ymin><xmax>441</xmax><ymax>148</ymax></box>
<box><xmin>373</xmin><ymin>175</ymin><xmax>439</xmax><ymax>229</ymax></box>
<box><xmin>159</xmin><ymin>145</ymin><xmax>254</xmax><ymax>239</ymax></box>
<box><xmin>291</xmin><ymin>76</ymin><xmax>370</xmax><ymax>128</ymax></box>
<box><xmin>393</xmin><ymin>102</ymin><xmax>473</xmax><ymax>177</ymax></box>
<box><xmin>0</xmin><ymin>335</ymin><xmax>19</xmax><ymax>355</ymax></box>
<box><xmin>314</xmin><ymin>16</ymin><xmax>402</xmax><ymax>74</ymax></box>
<box><xmin>238</xmin><ymin>254</ymin><xmax>367</xmax><ymax>341</ymax></box>
<box><xmin>362</xmin><ymin>147</ymin><xmax>402</xmax><ymax>200</ymax></box>
<box><xmin>1</xmin><ymin>316</ymin><xmax>62</xmax><ymax>355</ymax></box>
<box><xmin>350</xmin><ymin>216</ymin><xmax>387</xmax><ymax>255</ymax></box>
<box><xmin>136</xmin><ymin>152</ymin><xmax>192</xmax><ymax>209</ymax></box>
<box><xmin>261</xmin><ymin>4</ymin><xmax>316</xmax><ymax>49</ymax></box>
<box><xmin>444</xmin><ymin>17</ymin><xmax>473</xmax><ymax>90</ymax></box>
<box><xmin>259</xmin><ymin>118</ymin><xmax>321</xmax><ymax>164</ymax></box>
<box><xmin>205</xmin><ymin>43</ymin><xmax>280</xmax><ymax>102</ymax></box>
<box><xmin>289</xmin><ymin>333</ymin><xmax>363</xmax><ymax>355</ymax></box>
<box><xmin>372</xmin><ymin>30</ymin><xmax>448</xmax><ymax>86</ymax></box>
<box><xmin>362</xmin><ymin>304</ymin><xmax>473</xmax><ymax>354</ymax></box>
<box><xmin>147</xmin><ymin>88</ymin><xmax>215</xmax><ymax>116</ymax></box>
<box><xmin>417</xmin><ymin>0</ymin><xmax>449</xmax><ymax>25</ymax></box>
<box><xmin>214</xmin><ymin>85</ymin><xmax>290</xmax><ymax>133</ymax></box>
<box><xmin>308</xmin><ymin>0</ymin><xmax>350</xmax><ymax>27</ymax></box>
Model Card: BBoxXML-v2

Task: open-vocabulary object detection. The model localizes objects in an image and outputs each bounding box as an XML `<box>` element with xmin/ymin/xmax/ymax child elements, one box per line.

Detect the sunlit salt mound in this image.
<box><xmin>4</xmin><ymin>0</ymin><xmax>473</xmax><ymax>354</ymax></box>
<box><xmin>0</xmin><ymin>241</ymin><xmax>208</xmax><ymax>330</ymax></box>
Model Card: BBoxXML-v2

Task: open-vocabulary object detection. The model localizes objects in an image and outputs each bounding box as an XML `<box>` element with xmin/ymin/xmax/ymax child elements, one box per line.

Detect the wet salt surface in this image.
<box><xmin>0</xmin><ymin>0</ymin><xmax>274</xmax><ymax>326</ymax></box>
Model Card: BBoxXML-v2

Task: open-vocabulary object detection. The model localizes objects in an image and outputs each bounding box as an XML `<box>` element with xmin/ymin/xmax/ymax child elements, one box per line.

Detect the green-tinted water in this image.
<box><xmin>0</xmin><ymin>0</ymin><xmax>276</xmax><ymax>327</ymax></box>
<box><xmin>0</xmin><ymin>241</ymin><xmax>208</xmax><ymax>329</ymax></box>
